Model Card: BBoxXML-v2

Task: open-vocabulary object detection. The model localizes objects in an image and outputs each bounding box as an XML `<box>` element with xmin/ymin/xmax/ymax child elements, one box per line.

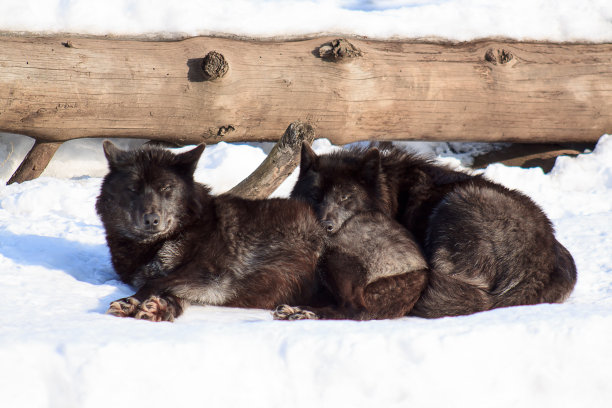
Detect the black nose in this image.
<box><xmin>321</xmin><ymin>220</ymin><xmax>334</xmax><ymax>232</ymax></box>
<box><xmin>143</xmin><ymin>213</ymin><xmax>160</xmax><ymax>228</ymax></box>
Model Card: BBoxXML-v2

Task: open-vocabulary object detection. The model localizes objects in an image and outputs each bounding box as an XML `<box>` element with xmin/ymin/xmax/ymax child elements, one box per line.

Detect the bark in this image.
<box><xmin>227</xmin><ymin>121</ymin><xmax>315</xmax><ymax>199</ymax></box>
<box><xmin>1</xmin><ymin>34</ymin><xmax>610</xmax><ymax>145</ymax></box>
<box><xmin>7</xmin><ymin>140</ymin><xmax>61</xmax><ymax>184</ymax></box>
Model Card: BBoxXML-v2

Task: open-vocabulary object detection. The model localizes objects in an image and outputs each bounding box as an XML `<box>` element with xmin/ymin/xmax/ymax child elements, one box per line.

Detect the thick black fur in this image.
<box><xmin>274</xmin><ymin>149</ymin><xmax>428</xmax><ymax>320</ymax></box>
<box><xmin>291</xmin><ymin>143</ymin><xmax>577</xmax><ymax>318</ymax></box>
<box><xmin>97</xmin><ymin>141</ymin><xmax>328</xmax><ymax>322</ymax></box>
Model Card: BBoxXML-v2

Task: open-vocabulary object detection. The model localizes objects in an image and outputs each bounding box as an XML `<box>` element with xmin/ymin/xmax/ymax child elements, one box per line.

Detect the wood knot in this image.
<box><xmin>217</xmin><ymin>125</ymin><xmax>235</xmax><ymax>137</ymax></box>
<box><xmin>485</xmin><ymin>48</ymin><xmax>513</xmax><ymax>65</ymax></box>
<box><xmin>202</xmin><ymin>51</ymin><xmax>229</xmax><ymax>80</ymax></box>
<box><xmin>318</xmin><ymin>39</ymin><xmax>362</xmax><ymax>62</ymax></box>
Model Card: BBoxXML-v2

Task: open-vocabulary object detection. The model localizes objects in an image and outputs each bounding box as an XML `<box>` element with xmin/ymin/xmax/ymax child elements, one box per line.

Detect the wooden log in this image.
<box><xmin>0</xmin><ymin>34</ymin><xmax>611</xmax><ymax>146</ymax></box>
<box><xmin>7</xmin><ymin>140</ymin><xmax>61</xmax><ymax>184</ymax></box>
<box><xmin>471</xmin><ymin>143</ymin><xmax>592</xmax><ymax>173</ymax></box>
<box><xmin>227</xmin><ymin>121</ymin><xmax>314</xmax><ymax>199</ymax></box>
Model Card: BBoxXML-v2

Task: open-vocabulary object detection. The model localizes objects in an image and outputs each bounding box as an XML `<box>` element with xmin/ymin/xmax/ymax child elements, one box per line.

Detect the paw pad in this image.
<box><xmin>273</xmin><ymin>304</ymin><xmax>319</xmax><ymax>320</ymax></box>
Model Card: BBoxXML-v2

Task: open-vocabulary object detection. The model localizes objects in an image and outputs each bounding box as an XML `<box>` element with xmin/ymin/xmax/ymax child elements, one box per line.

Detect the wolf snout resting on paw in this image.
<box><xmin>97</xmin><ymin>141</ymin><xmax>328</xmax><ymax>322</ymax></box>
<box><xmin>282</xmin><ymin>143</ymin><xmax>577</xmax><ymax>319</ymax></box>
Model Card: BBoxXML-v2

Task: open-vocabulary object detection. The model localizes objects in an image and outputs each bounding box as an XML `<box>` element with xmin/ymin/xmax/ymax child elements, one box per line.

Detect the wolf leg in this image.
<box><xmin>273</xmin><ymin>304</ymin><xmax>320</xmax><ymax>320</ymax></box>
<box><xmin>273</xmin><ymin>304</ymin><xmax>367</xmax><ymax>320</ymax></box>
<box><xmin>107</xmin><ymin>276</ymin><xmax>187</xmax><ymax>321</ymax></box>
<box><xmin>361</xmin><ymin>268</ymin><xmax>428</xmax><ymax>319</ymax></box>
<box><xmin>133</xmin><ymin>295</ymin><xmax>184</xmax><ymax>322</ymax></box>
<box><xmin>274</xmin><ymin>269</ymin><xmax>428</xmax><ymax>321</ymax></box>
<box><xmin>107</xmin><ymin>296</ymin><xmax>141</xmax><ymax>317</ymax></box>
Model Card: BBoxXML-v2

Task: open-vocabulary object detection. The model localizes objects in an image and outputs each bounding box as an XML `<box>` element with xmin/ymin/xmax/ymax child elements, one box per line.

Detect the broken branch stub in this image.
<box><xmin>318</xmin><ymin>38</ymin><xmax>362</xmax><ymax>62</ymax></box>
<box><xmin>226</xmin><ymin>121</ymin><xmax>315</xmax><ymax>199</ymax></box>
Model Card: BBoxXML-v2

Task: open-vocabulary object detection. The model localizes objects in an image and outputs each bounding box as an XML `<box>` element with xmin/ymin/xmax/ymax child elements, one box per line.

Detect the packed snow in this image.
<box><xmin>1</xmin><ymin>0</ymin><xmax>611</xmax><ymax>42</ymax></box>
<box><xmin>0</xmin><ymin>133</ymin><xmax>611</xmax><ymax>408</ymax></box>
<box><xmin>2</xmin><ymin>0</ymin><xmax>612</xmax><ymax>406</ymax></box>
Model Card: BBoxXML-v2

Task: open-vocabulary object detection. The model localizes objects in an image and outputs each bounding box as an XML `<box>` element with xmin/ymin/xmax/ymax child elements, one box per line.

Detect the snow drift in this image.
<box><xmin>0</xmin><ymin>135</ymin><xmax>611</xmax><ymax>408</ymax></box>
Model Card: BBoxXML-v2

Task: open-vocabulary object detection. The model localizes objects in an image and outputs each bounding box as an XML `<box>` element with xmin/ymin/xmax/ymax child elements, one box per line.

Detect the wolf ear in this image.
<box><xmin>102</xmin><ymin>140</ymin><xmax>125</xmax><ymax>169</ymax></box>
<box><xmin>361</xmin><ymin>148</ymin><xmax>381</xmax><ymax>184</ymax></box>
<box><xmin>174</xmin><ymin>144</ymin><xmax>206</xmax><ymax>176</ymax></box>
<box><xmin>299</xmin><ymin>143</ymin><xmax>318</xmax><ymax>176</ymax></box>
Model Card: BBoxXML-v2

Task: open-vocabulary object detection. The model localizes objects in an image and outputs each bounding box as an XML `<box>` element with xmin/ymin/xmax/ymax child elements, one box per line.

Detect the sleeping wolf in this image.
<box><xmin>97</xmin><ymin>141</ymin><xmax>327</xmax><ymax>322</ymax></box>
<box><xmin>274</xmin><ymin>148</ymin><xmax>428</xmax><ymax>320</ymax></box>
<box><xmin>290</xmin><ymin>143</ymin><xmax>577</xmax><ymax>318</ymax></box>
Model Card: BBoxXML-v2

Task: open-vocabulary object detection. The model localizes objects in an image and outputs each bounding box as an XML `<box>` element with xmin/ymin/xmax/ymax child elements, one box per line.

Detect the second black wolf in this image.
<box><xmin>291</xmin><ymin>143</ymin><xmax>577</xmax><ymax>318</ymax></box>
<box><xmin>274</xmin><ymin>149</ymin><xmax>428</xmax><ymax>320</ymax></box>
<box><xmin>97</xmin><ymin>141</ymin><xmax>327</xmax><ymax>322</ymax></box>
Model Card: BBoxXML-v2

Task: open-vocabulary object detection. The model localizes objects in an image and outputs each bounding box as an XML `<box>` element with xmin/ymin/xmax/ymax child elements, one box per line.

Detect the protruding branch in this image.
<box><xmin>7</xmin><ymin>141</ymin><xmax>62</xmax><ymax>185</ymax></box>
<box><xmin>202</xmin><ymin>51</ymin><xmax>229</xmax><ymax>80</ymax></box>
<box><xmin>227</xmin><ymin>121</ymin><xmax>315</xmax><ymax>199</ymax></box>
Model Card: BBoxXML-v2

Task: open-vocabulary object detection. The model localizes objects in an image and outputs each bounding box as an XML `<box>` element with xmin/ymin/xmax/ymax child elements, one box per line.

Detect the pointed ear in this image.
<box><xmin>361</xmin><ymin>148</ymin><xmax>381</xmax><ymax>184</ymax></box>
<box><xmin>174</xmin><ymin>144</ymin><xmax>205</xmax><ymax>176</ymax></box>
<box><xmin>299</xmin><ymin>143</ymin><xmax>318</xmax><ymax>176</ymax></box>
<box><xmin>102</xmin><ymin>140</ymin><xmax>125</xmax><ymax>169</ymax></box>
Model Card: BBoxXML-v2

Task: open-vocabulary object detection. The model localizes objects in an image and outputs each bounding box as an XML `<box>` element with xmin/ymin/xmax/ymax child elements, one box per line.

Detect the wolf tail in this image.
<box><xmin>540</xmin><ymin>239</ymin><xmax>577</xmax><ymax>303</ymax></box>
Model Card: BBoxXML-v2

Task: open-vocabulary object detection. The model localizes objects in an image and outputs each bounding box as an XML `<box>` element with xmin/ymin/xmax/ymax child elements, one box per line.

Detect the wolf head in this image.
<box><xmin>96</xmin><ymin>141</ymin><xmax>205</xmax><ymax>242</ymax></box>
<box><xmin>291</xmin><ymin>144</ymin><xmax>387</xmax><ymax>234</ymax></box>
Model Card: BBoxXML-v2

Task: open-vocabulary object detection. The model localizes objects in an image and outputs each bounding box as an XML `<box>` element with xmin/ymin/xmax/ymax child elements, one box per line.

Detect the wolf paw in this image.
<box><xmin>134</xmin><ymin>296</ymin><xmax>174</xmax><ymax>322</ymax></box>
<box><xmin>107</xmin><ymin>297</ymin><xmax>140</xmax><ymax>317</ymax></box>
<box><xmin>273</xmin><ymin>305</ymin><xmax>319</xmax><ymax>320</ymax></box>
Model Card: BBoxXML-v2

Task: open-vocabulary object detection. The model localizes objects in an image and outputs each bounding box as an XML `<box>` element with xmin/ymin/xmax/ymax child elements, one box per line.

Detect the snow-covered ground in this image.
<box><xmin>1</xmin><ymin>1</ymin><xmax>612</xmax><ymax>407</ymax></box>
<box><xmin>0</xmin><ymin>134</ymin><xmax>611</xmax><ymax>408</ymax></box>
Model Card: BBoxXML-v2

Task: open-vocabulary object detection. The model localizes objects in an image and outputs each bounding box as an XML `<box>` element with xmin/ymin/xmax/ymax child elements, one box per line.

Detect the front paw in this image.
<box><xmin>107</xmin><ymin>297</ymin><xmax>140</xmax><ymax>317</ymax></box>
<box><xmin>134</xmin><ymin>296</ymin><xmax>174</xmax><ymax>322</ymax></box>
<box><xmin>273</xmin><ymin>305</ymin><xmax>319</xmax><ymax>321</ymax></box>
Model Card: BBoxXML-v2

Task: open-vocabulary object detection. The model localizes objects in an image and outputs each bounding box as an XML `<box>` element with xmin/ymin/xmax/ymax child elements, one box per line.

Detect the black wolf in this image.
<box><xmin>96</xmin><ymin>141</ymin><xmax>327</xmax><ymax>322</ymax></box>
<box><xmin>274</xmin><ymin>149</ymin><xmax>428</xmax><ymax>320</ymax></box>
<box><xmin>291</xmin><ymin>143</ymin><xmax>577</xmax><ymax>318</ymax></box>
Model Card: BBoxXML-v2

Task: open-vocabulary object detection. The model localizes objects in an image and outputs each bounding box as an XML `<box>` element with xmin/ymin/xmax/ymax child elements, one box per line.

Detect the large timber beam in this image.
<box><xmin>1</xmin><ymin>34</ymin><xmax>611</xmax><ymax>145</ymax></box>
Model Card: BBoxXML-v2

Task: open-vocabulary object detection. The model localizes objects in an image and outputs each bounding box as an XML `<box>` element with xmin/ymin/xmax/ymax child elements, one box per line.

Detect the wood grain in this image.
<box><xmin>1</xmin><ymin>34</ymin><xmax>611</xmax><ymax>146</ymax></box>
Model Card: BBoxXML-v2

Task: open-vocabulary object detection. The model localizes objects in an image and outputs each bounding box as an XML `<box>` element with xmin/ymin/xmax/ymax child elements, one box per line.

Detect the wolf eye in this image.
<box><xmin>159</xmin><ymin>184</ymin><xmax>172</xmax><ymax>193</ymax></box>
<box><xmin>127</xmin><ymin>185</ymin><xmax>138</xmax><ymax>193</ymax></box>
<box><xmin>340</xmin><ymin>194</ymin><xmax>350</xmax><ymax>201</ymax></box>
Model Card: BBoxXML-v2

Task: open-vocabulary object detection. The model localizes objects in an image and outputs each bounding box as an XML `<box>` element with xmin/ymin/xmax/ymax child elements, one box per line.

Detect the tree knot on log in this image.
<box><xmin>217</xmin><ymin>125</ymin><xmax>235</xmax><ymax>137</ymax></box>
<box><xmin>202</xmin><ymin>51</ymin><xmax>229</xmax><ymax>80</ymax></box>
<box><xmin>318</xmin><ymin>39</ymin><xmax>362</xmax><ymax>62</ymax></box>
<box><xmin>485</xmin><ymin>48</ymin><xmax>513</xmax><ymax>65</ymax></box>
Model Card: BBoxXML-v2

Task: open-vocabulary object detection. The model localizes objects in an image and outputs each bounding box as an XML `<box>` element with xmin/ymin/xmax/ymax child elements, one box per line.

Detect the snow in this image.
<box><xmin>1</xmin><ymin>133</ymin><xmax>611</xmax><ymax>407</ymax></box>
<box><xmin>0</xmin><ymin>0</ymin><xmax>611</xmax><ymax>42</ymax></box>
<box><xmin>1</xmin><ymin>1</ymin><xmax>612</xmax><ymax>406</ymax></box>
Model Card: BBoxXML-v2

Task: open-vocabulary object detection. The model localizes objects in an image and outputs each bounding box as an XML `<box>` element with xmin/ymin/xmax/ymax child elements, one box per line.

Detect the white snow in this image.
<box><xmin>1</xmin><ymin>1</ymin><xmax>612</xmax><ymax>406</ymax></box>
<box><xmin>1</xmin><ymin>133</ymin><xmax>611</xmax><ymax>408</ymax></box>
<box><xmin>0</xmin><ymin>0</ymin><xmax>611</xmax><ymax>42</ymax></box>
